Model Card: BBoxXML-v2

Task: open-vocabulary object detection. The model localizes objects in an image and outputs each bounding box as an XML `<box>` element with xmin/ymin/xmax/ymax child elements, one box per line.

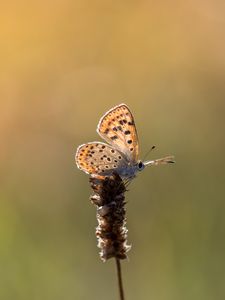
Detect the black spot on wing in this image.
<box><xmin>124</xmin><ymin>130</ymin><xmax>131</xmax><ymax>135</ymax></box>
<box><xmin>104</xmin><ymin>128</ymin><xmax>109</xmax><ymax>134</ymax></box>
<box><xmin>111</xmin><ymin>136</ymin><xmax>118</xmax><ymax>140</ymax></box>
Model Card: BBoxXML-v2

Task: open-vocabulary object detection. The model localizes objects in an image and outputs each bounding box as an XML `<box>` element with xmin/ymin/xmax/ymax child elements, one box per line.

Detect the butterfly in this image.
<box><xmin>75</xmin><ymin>103</ymin><xmax>174</xmax><ymax>180</ymax></box>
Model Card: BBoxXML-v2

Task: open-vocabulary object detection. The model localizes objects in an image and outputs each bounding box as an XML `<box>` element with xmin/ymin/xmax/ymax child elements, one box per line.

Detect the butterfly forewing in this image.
<box><xmin>97</xmin><ymin>104</ymin><xmax>139</xmax><ymax>163</ymax></box>
<box><xmin>75</xmin><ymin>142</ymin><xmax>128</xmax><ymax>175</ymax></box>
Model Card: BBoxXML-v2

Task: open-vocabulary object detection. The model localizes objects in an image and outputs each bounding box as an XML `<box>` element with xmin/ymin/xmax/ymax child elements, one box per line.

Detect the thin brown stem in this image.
<box><xmin>115</xmin><ymin>258</ymin><xmax>125</xmax><ymax>300</ymax></box>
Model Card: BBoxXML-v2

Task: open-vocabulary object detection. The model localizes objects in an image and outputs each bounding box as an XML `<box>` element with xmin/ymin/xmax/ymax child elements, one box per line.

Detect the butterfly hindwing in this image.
<box><xmin>75</xmin><ymin>142</ymin><xmax>128</xmax><ymax>175</ymax></box>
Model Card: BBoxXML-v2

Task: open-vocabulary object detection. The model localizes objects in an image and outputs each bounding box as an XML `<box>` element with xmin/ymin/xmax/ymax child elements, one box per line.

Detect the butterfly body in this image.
<box><xmin>75</xmin><ymin>103</ymin><xmax>174</xmax><ymax>180</ymax></box>
<box><xmin>109</xmin><ymin>160</ymin><xmax>144</xmax><ymax>179</ymax></box>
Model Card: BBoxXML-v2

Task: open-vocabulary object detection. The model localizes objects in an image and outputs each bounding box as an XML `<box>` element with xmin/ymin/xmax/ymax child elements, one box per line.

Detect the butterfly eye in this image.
<box><xmin>137</xmin><ymin>161</ymin><xmax>144</xmax><ymax>171</ymax></box>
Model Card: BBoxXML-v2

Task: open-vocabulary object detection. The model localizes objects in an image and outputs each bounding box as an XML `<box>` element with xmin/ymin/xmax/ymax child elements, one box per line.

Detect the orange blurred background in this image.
<box><xmin>1</xmin><ymin>1</ymin><xmax>225</xmax><ymax>299</ymax></box>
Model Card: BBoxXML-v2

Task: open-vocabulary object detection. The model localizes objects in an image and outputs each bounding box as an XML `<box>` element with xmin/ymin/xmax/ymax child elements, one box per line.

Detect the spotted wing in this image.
<box><xmin>75</xmin><ymin>142</ymin><xmax>128</xmax><ymax>175</ymax></box>
<box><xmin>97</xmin><ymin>103</ymin><xmax>139</xmax><ymax>163</ymax></box>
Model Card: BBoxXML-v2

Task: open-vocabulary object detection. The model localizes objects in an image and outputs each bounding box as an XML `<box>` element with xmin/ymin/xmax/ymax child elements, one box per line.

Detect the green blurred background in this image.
<box><xmin>1</xmin><ymin>1</ymin><xmax>225</xmax><ymax>299</ymax></box>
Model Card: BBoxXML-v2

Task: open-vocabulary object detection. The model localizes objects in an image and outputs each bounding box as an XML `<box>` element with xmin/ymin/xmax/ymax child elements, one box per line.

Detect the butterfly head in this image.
<box><xmin>136</xmin><ymin>160</ymin><xmax>145</xmax><ymax>172</ymax></box>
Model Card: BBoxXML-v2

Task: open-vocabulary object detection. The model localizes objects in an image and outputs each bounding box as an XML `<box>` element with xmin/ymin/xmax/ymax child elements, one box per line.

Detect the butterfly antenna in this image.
<box><xmin>144</xmin><ymin>155</ymin><xmax>175</xmax><ymax>166</ymax></box>
<box><xmin>143</xmin><ymin>145</ymin><xmax>156</xmax><ymax>161</ymax></box>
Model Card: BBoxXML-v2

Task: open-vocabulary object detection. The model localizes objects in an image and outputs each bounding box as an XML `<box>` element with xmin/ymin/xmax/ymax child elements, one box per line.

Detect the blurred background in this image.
<box><xmin>1</xmin><ymin>1</ymin><xmax>225</xmax><ymax>299</ymax></box>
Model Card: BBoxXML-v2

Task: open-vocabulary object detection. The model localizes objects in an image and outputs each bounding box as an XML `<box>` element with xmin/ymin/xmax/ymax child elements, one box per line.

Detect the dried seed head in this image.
<box><xmin>89</xmin><ymin>173</ymin><xmax>131</xmax><ymax>261</ymax></box>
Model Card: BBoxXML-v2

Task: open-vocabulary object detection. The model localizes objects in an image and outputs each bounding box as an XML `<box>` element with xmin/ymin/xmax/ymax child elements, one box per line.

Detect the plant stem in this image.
<box><xmin>115</xmin><ymin>258</ymin><xmax>125</xmax><ymax>300</ymax></box>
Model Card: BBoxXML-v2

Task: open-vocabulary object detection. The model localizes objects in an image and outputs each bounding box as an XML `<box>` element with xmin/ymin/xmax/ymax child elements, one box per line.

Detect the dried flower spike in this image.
<box><xmin>90</xmin><ymin>173</ymin><xmax>131</xmax><ymax>261</ymax></box>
